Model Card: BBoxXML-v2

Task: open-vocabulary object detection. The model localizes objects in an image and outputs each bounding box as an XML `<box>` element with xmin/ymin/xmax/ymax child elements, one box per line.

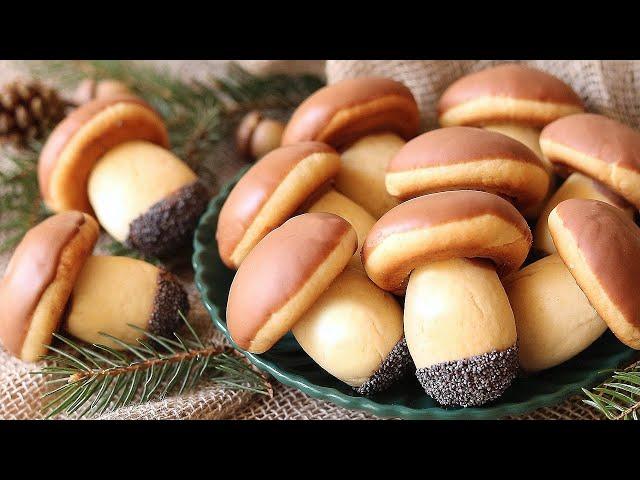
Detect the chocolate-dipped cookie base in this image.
<box><xmin>149</xmin><ymin>270</ymin><xmax>190</xmax><ymax>337</ymax></box>
<box><xmin>416</xmin><ymin>345</ymin><xmax>519</xmax><ymax>407</ymax></box>
<box><xmin>356</xmin><ymin>337</ymin><xmax>414</xmax><ymax>396</ymax></box>
<box><xmin>128</xmin><ymin>181</ymin><xmax>209</xmax><ymax>257</ymax></box>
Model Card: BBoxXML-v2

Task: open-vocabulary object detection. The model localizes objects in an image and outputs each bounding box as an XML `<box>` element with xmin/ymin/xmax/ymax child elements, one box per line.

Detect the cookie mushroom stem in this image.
<box><xmin>87</xmin><ymin>141</ymin><xmax>209</xmax><ymax>257</ymax></box>
<box><xmin>0</xmin><ymin>212</ymin><xmax>99</xmax><ymax>361</ymax></box>
<box><xmin>64</xmin><ymin>256</ymin><xmax>189</xmax><ymax>349</ymax></box>
<box><xmin>503</xmin><ymin>254</ymin><xmax>607</xmax><ymax>372</ymax></box>
<box><xmin>282</xmin><ymin>77</ymin><xmax>420</xmax><ymax>218</ymax></box>
<box><xmin>363</xmin><ymin>191</ymin><xmax>531</xmax><ymax>406</ymax></box>
<box><xmin>226</xmin><ymin>213</ymin><xmax>409</xmax><ymax>395</ymax></box>
<box><xmin>549</xmin><ymin>199</ymin><xmax>640</xmax><ymax>349</ymax></box>
<box><xmin>292</xmin><ymin>266</ymin><xmax>411</xmax><ymax>395</ymax></box>
<box><xmin>385</xmin><ymin>126</ymin><xmax>550</xmax><ymax>216</ymax></box>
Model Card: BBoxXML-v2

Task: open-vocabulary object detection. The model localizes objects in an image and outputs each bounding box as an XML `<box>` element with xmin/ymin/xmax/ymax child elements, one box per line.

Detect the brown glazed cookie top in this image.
<box><xmin>439</xmin><ymin>64</ymin><xmax>584</xmax><ymax>115</ymax></box>
<box><xmin>216</xmin><ymin>142</ymin><xmax>338</xmax><ymax>266</ymax></box>
<box><xmin>226</xmin><ymin>213</ymin><xmax>356</xmax><ymax>351</ymax></box>
<box><xmin>388</xmin><ymin>126</ymin><xmax>543</xmax><ymax>171</ymax></box>
<box><xmin>541</xmin><ymin>113</ymin><xmax>640</xmax><ymax>173</ymax></box>
<box><xmin>363</xmin><ymin>190</ymin><xmax>531</xmax><ymax>261</ymax></box>
<box><xmin>282</xmin><ymin>77</ymin><xmax>420</xmax><ymax>148</ymax></box>
<box><xmin>0</xmin><ymin>212</ymin><xmax>89</xmax><ymax>356</ymax></box>
<box><xmin>38</xmin><ymin>95</ymin><xmax>166</xmax><ymax>201</ymax></box>
<box><xmin>554</xmin><ymin>199</ymin><xmax>640</xmax><ymax>329</ymax></box>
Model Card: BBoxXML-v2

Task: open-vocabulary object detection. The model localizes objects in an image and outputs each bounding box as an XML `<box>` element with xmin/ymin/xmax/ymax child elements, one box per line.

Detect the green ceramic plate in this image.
<box><xmin>192</xmin><ymin>171</ymin><xmax>636</xmax><ymax>419</ymax></box>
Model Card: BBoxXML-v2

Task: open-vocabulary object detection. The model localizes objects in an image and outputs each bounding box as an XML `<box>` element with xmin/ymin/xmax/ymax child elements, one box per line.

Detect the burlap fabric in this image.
<box><xmin>0</xmin><ymin>60</ymin><xmax>636</xmax><ymax>420</ymax></box>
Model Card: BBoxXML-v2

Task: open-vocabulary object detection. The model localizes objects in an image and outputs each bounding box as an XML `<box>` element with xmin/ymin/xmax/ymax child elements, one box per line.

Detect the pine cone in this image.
<box><xmin>0</xmin><ymin>80</ymin><xmax>68</xmax><ymax>145</ymax></box>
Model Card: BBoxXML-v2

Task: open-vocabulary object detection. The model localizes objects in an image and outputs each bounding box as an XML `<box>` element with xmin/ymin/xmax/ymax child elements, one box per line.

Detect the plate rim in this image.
<box><xmin>192</xmin><ymin>171</ymin><xmax>636</xmax><ymax>420</ymax></box>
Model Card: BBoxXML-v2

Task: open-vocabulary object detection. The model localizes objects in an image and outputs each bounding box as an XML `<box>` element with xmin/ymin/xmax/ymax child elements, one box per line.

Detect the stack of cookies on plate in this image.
<box><xmin>217</xmin><ymin>64</ymin><xmax>640</xmax><ymax>407</ymax></box>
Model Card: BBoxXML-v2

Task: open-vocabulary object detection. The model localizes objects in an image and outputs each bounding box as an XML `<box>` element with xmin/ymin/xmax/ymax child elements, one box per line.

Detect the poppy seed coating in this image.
<box><xmin>128</xmin><ymin>181</ymin><xmax>210</xmax><ymax>257</ymax></box>
<box><xmin>148</xmin><ymin>270</ymin><xmax>190</xmax><ymax>337</ymax></box>
<box><xmin>416</xmin><ymin>344</ymin><xmax>518</xmax><ymax>407</ymax></box>
<box><xmin>356</xmin><ymin>337</ymin><xmax>414</xmax><ymax>396</ymax></box>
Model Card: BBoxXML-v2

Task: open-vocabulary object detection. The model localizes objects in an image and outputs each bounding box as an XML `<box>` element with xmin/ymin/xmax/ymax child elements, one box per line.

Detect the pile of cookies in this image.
<box><xmin>218</xmin><ymin>64</ymin><xmax>640</xmax><ymax>407</ymax></box>
<box><xmin>0</xmin><ymin>94</ymin><xmax>198</xmax><ymax>361</ymax></box>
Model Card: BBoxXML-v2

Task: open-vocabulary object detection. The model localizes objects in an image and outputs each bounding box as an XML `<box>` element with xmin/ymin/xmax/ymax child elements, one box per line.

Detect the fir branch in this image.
<box><xmin>583</xmin><ymin>358</ymin><xmax>640</xmax><ymax>420</ymax></box>
<box><xmin>0</xmin><ymin>140</ymin><xmax>49</xmax><ymax>253</ymax></box>
<box><xmin>23</xmin><ymin>60</ymin><xmax>324</xmax><ymax>183</ymax></box>
<box><xmin>31</xmin><ymin>313</ymin><xmax>271</xmax><ymax>419</ymax></box>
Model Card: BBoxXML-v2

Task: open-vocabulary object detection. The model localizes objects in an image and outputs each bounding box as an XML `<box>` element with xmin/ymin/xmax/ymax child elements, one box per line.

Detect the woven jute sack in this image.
<box><xmin>0</xmin><ymin>60</ymin><xmax>634</xmax><ymax>420</ymax></box>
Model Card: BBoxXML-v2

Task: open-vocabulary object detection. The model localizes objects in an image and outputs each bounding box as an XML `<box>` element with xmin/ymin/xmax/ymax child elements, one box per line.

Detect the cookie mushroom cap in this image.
<box><xmin>216</xmin><ymin>142</ymin><xmax>341</xmax><ymax>269</ymax></box>
<box><xmin>504</xmin><ymin>254</ymin><xmax>607</xmax><ymax>372</ymax></box>
<box><xmin>226</xmin><ymin>213</ymin><xmax>357</xmax><ymax>354</ymax></box>
<box><xmin>65</xmin><ymin>256</ymin><xmax>189</xmax><ymax>349</ymax></box>
<box><xmin>0</xmin><ymin>212</ymin><xmax>99</xmax><ymax>361</ymax></box>
<box><xmin>38</xmin><ymin>95</ymin><xmax>169</xmax><ymax>213</ymax></box>
<box><xmin>386</xmin><ymin>127</ymin><xmax>549</xmax><ymax>212</ymax></box>
<box><xmin>540</xmin><ymin>113</ymin><xmax>640</xmax><ymax>208</ymax></box>
<box><xmin>549</xmin><ymin>199</ymin><xmax>640</xmax><ymax>349</ymax></box>
<box><xmin>363</xmin><ymin>190</ymin><xmax>532</xmax><ymax>295</ymax></box>
<box><xmin>282</xmin><ymin>77</ymin><xmax>420</xmax><ymax>149</ymax></box>
<box><xmin>87</xmin><ymin>140</ymin><xmax>209</xmax><ymax>257</ymax></box>
<box><xmin>438</xmin><ymin>64</ymin><xmax>584</xmax><ymax>128</ymax></box>
<box><xmin>292</xmin><ymin>266</ymin><xmax>411</xmax><ymax>395</ymax></box>
<box><xmin>533</xmin><ymin>172</ymin><xmax>635</xmax><ymax>255</ymax></box>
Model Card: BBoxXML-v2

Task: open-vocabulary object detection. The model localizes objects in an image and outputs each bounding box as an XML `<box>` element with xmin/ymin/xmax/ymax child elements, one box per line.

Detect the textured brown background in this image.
<box><xmin>0</xmin><ymin>60</ymin><xmax>630</xmax><ymax>420</ymax></box>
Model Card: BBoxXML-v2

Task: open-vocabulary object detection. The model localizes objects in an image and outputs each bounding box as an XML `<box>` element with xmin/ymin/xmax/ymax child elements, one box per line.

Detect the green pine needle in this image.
<box><xmin>31</xmin><ymin>313</ymin><xmax>271</xmax><ymax>419</ymax></box>
<box><xmin>0</xmin><ymin>140</ymin><xmax>50</xmax><ymax>253</ymax></box>
<box><xmin>583</xmin><ymin>359</ymin><xmax>640</xmax><ymax>420</ymax></box>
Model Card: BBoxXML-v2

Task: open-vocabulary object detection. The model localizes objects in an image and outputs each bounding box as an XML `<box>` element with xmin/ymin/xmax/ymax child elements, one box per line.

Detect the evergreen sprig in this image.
<box><xmin>24</xmin><ymin>60</ymin><xmax>324</xmax><ymax>185</ymax></box>
<box><xmin>583</xmin><ymin>359</ymin><xmax>640</xmax><ymax>420</ymax></box>
<box><xmin>0</xmin><ymin>140</ymin><xmax>49</xmax><ymax>253</ymax></box>
<box><xmin>31</xmin><ymin>313</ymin><xmax>270</xmax><ymax>419</ymax></box>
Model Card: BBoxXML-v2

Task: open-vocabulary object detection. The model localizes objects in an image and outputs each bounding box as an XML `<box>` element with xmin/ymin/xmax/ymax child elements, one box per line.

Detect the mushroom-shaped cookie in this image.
<box><xmin>504</xmin><ymin>255</ymin><xmax>607</xmax><ymax>372</ymax></box>
<box><xmin>0</xmin><ymin>212</ymin><xmax>99</xmax><ymax>361</ymax></box>
<box><xmin>216</xmin><ymin>142</ymin><xmax>374</xmax><ymax>270</ymax></box>
<box><xmin>535</xmin><ymin>113</ymin><xmax>640</xmax><ymax>255</ymax></box>
<box><xmin>363</xmin><ymin>191</ymin><xmax>531</xmax><ymax>406</ymax></box>
<box><xmin>282</xmin><ymin>77</ymin><xmax>420</xmax><ymax>218</ymax></box>
<box><xmin>533</xmin><ymin>173</ymin><xmax>635</xmax><ymax>254</ymax></box>
<box><xmin>65</xmin><ymin>256</ymin><xmax>189</xmax><ymax>349</ymax></box>
<box><xmin>438</xmin><ymin>64</ymin><xmax>584</xmax><ymax>169</ymax></box>
<box><xmin>38</xmin><ymin>95</ymin><xmax>209</xmax><ymax>257</ymax></box>
<box><xmin>549</xmin><ymin>199</ymin><xmax>640</xmax><ymax>349</ymax></box>
<box><xmin>386</xmin><ymin>127</ymin><xmax>549</xmax><ymax>214</ymax></box>
<box><xmin>0</xmin><ymin>213</ymin><xmax>190</xmax><ymax>361</ymax></box>
<box><xmin>227</xmin><ymin>213</ymin><xmax>410</xmax><ymax>395</ymax></box>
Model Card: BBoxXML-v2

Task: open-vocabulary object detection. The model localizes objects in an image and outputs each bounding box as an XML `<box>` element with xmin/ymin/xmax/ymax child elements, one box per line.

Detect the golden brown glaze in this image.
<box><xmin>216</xmin><ymin>142</ymin><xmax>338</xmax><ymax>267</ymax></box>
<box><xmin>555</xmin><ymin>199</ymin><xmax>640</xmax><ymax>328</ymax></box>
<box><xmin>0</xmin><ymin>212</ymin><xmax>89</xmax><ymax>355</ymax></box>
<box><xmin>387</xmin><ymin>126</ymin><xmax>543</xmax><ymax>171</ymax></box>
<box><xmin>364</xmin><ymin>191</ymin><xmax>530</xmax><ymax>257</ymax></box>
<box><xmin>439</xmin><ymin>64</ymin><xmax>584</xmax><ymax>115</ymax></box>
<box><xmin>541</xmin><ymin>113</ymin><xmax>640</xmax><ymax>173</ymax></box>
<box><xmin>282</xmin><ymin>77</ymin><xmax>420</xmax><ymax>148</ymax></box>
<box><xmin>226</xmin><ymin>213</ymin><xmax>355</xmax><ymax>350</ymax></box>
